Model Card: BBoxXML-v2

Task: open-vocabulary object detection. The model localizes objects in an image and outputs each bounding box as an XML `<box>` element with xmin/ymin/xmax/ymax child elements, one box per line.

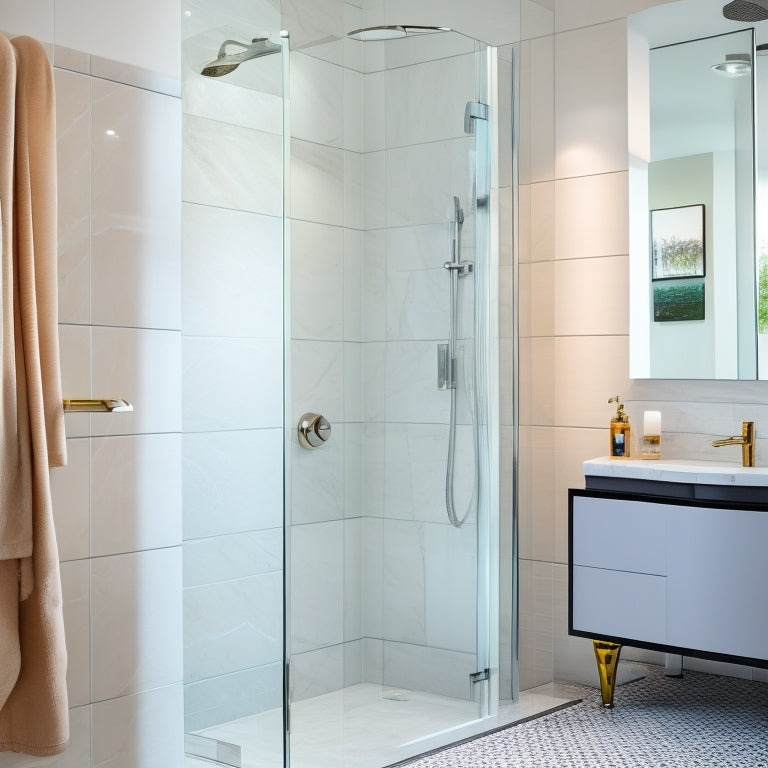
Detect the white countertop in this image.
<box><xmin>584</xmin><ymin>457</ymin><xmax>768</xmax><ymax>487</ymax></box>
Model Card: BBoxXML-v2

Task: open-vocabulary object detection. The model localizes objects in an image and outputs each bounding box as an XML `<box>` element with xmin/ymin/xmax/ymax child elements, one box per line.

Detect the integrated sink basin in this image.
<box><xmin>583</xmin><ymin>457</ymin><xmax>768</xmax><ymax>503</ymax></box>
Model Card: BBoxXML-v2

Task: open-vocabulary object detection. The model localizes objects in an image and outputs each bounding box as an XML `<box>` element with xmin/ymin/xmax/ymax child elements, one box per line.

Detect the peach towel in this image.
<box><xmin>0</xmin><ymin>34</ymin><xmax>69</xmax><ymax>756</ymax></box>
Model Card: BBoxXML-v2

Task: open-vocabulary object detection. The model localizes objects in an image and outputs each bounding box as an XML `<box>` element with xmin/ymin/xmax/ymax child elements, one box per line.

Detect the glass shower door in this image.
<box><xmin>286</xmin><ymin>27</ymin><xmax>497</xmax><ymax>768</ymax></box>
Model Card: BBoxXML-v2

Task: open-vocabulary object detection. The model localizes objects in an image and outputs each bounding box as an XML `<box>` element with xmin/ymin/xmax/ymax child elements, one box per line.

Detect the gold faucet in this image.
<box><xmin>712</xmin><ymin>421</ymin><xmax>755</xmax><ymax>467</ymax></box>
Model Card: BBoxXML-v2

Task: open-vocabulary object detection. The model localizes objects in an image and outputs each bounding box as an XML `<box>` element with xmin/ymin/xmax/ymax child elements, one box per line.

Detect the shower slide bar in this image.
<box><xmin>63</xmin><ymin>398</ymin><xmax>133</xmax><ymax>413</ymax></box>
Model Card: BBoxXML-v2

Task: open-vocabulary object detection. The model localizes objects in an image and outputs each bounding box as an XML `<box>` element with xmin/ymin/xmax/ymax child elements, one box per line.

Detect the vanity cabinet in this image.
<box><xmin>569</xmin><ymin>488</ymin><xmax>768</xmax><ymax>667</ymax></box>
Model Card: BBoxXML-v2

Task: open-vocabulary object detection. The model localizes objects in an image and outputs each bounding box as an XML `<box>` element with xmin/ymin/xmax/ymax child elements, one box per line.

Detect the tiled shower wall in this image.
<box><xmin>1</xmin><ymin>0</ymin><xmax>184</xmax><ymax>765</ymax></box>
<box><xmin>516</xmin><ymin>0</ymin><xmax>768</xmax><ymax>691</ymax></box>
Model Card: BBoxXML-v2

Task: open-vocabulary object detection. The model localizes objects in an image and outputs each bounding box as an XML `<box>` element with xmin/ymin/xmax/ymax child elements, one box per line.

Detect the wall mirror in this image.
<box><xmin>628</xmin><ymin>0</ymin><xmax>767</xmax><ymax>379</ymax></box>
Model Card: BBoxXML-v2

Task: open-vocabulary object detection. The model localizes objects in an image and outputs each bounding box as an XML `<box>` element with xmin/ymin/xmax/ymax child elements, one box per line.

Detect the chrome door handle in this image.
<box><xmin>297</xmin><ymin>412</ymin><xmax>331</xmax><ymax>449</ymax></box>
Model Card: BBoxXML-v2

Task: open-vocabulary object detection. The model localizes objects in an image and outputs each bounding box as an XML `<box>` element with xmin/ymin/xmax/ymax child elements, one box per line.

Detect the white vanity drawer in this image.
<box><xmin>572</xmin><ymin>565</ymin><xmax>667</xmax><ymax>645</ymax></box>
<box><xmin>572</xmin><ymin>494</ymin><xmax>668</xmax><ymax>575</ymax></box>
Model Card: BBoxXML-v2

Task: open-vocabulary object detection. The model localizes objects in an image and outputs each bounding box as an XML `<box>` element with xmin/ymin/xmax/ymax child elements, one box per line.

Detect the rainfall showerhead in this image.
<box><xmin>722</xmin><ymin>0</ymin><xmax>768</xmax><ymax>21</ymax></box>
<box><xmin>347</xmin><ymin>25</ymin><xmax>451</xmax><ymax>41</ymax></box>
<box><xmin>201</xmin><ymin>36</ymin><xmax>281</xmax><ymax>77</ymax></box>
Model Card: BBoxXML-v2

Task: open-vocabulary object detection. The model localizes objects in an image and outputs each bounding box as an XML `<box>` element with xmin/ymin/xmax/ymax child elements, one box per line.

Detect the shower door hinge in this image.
<box><xmin>469</xmin><ymin>667</ymin><xmax>490</xmax><ymax>699</ymax></box>
<box><xmin>464</xmin><ymin>101</ymin><xmax>489</xmax><ymax>134</ymax></box>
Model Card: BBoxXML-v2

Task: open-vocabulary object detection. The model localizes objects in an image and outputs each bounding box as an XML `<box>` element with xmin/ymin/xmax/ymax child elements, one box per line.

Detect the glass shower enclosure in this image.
<box><xmin>181</xmin><ymin>5</ymin><xmax>500</xmax><ymax>766</ymax></box>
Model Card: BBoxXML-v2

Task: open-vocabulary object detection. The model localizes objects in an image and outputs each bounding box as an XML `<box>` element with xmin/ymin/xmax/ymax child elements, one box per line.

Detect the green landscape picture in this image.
<box><xmin>653</xmin><ymin>281</ymin><xmax>705</xmax><ymax>322</ymax></box>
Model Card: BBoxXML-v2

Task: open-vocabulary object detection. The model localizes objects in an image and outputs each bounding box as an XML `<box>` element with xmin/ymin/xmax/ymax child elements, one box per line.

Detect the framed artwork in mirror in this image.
<box><xmin>650</xmin><ymin>204</ymin><xmax>705</xmax><ymax>281</ymax></box>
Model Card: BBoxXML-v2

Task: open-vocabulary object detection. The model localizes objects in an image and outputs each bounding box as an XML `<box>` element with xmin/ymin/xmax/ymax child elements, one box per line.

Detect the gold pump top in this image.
<box><xmin>608</xmin><ymin>396</ymin><xmax>629</xmax><ymax>424</ymax></box>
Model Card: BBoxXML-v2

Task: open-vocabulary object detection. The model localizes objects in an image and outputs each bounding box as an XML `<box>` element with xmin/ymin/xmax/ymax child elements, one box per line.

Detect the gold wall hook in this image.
<box><xmin>63</xmin><ymin>398</ymin><xmax>133</xmax><ymax>413</ymax></box>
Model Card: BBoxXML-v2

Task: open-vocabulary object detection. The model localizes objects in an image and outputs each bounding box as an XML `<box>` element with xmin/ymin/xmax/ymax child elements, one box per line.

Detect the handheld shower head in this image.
<box><xmin>453</xmin><ymin>196</ymin><xmax>464</xmax><ymax>225</ymax></box>
<box><xmin>201</xmin><ymin>36</ymin><xmax>281</xmax><ymax>77</ymax></box>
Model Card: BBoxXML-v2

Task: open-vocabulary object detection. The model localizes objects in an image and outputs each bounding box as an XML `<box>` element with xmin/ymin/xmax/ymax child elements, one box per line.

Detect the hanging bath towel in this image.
<box><xmin>0</xmin><ymin>34</ymin><xmax>69</xmax><ymax>756</ymax></box>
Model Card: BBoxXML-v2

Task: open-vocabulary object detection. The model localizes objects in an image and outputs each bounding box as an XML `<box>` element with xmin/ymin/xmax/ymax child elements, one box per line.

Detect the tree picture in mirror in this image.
<box><xmin>651</xmin><ymin>204</ymin><xmax>705</xmax><ymax>280</ymax></box>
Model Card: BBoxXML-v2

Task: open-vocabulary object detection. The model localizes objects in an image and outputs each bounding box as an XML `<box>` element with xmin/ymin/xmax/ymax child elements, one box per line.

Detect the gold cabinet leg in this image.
<box><xmin>592</xmin><ymin>640</ymin><xmax>622</xmax><ymax>708</ymax></box>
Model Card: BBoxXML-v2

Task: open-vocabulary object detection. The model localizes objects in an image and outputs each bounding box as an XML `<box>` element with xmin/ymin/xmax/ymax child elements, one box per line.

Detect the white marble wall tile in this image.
<box><xmin>50</xmin><ymin>438</ymin><xmax>89</xmax><ymax>562</ymax></box>
<box><xmin>91</xmin><ymin>684</ymin><xmax>184</xmax><ymax>768</ymax></box>
<box><xmin>182</xmin><ymin>429</ymin><xmax>283</xmax><ymax>539</ymax></box>
<box><xmin>343</xmin><ymin>639</ymin><xmax>363</xmax><ymax>686</ymax></box>
<box><xmin>55</xmin><ymin>69</ymin><xmax>90</xmax><ymax>325</ymax></box>
<box><xmin>362</xmin><ymin>70</ymin><xmax>385</xmax><ymax>153</ymax></box>
<box><xmin>554</xmin><ymin>256</ymin><xmax>629</xmax><ymax>337</ymax></box>
<box><xmin>90</xmin><ymin>79</ymin><xmax>181</xmax><ymax>330</ymax></box>
<box><xmin>363</xmin><ymin>229</ymin><xmax>385</xmax><ymax>342</ymax></box>
<box><xmin>290</xmin><ymin>520</ymin><xmax>344</xmax><ymax>653</ymax></box>
<box><xmin>184</xmin><ymin>529</ymin><xmax>282</xmax><ymax>588</ymax></box>
<box><xmin>385</xmin><ymin>137</ymin><xmax>474</xmax><ymax>228</ymax></box>
<box><xmin>362</xmin><ymin>516</ymin><xmax>383</xmax><ymax>638</ymax></box>
<box><xmin>424</xmin><ymin>522</ymin><xmax>477</xmax><ymax>654</ymax></box>
<box><xmin>181</xmin><ymin>0</ymin><xmax>282</xmax><ymax>43</ymax></box>
<box><xmin>378</xmin><ymin>27</ymin><xmax>475</xmax><ymax>71</ymax></box>
<box><xmin>554</xmin><ymin>335</ymin><xmax>630</xmax><ymax>429</ymax></box>
<box><xmin>183</xmin><ymin>204</ymin><xmax>282</xmax><ymax>339</ymax></box>
<box><xmin>344</xmin><ymin>422</ymin><xmax>364</xmax><ymax>518</ymax></box>
<box><xmin>363</xmin><ymin>342</ymin><xmax>385</xmax><ymax>423</ymax></box>
<box><xmin>343</xmin><ymin>342</ymin><xmax>363</xmax><ymax>422</ymax></box>
<box><xmin>362</xmin><ymin>638</ymin><xmax>383</xmax><ymax>684</ymax></box>
<box><xmin>59</xmin><ymin>323</ymin><xmax>91</xmax><ymax>439</ymax></box>
<box><xmin>291</xmin><ymin>339</ymin><xmax>345</xmax><ymax>425</ymax></box>
<box><xmin>554</xmin><ymin>172</ymin><xmax>629</xmax><ymax>259</ymax></box>
<box><xmin>385</xmin><ymin>268</ymin><xmax>448</xmax><ymax>342</ymax></box>
<box><xmin>387</xmin><ymin>223</ymin><xmax>451</xmax><ymax>273</ymax></box>
<box><xmin>55</xmin><ymin>0</ymin><xmax>181</xmax><ymax>79</ymax></box>
<box><xmin>385</xmin><ymin>341</ymin><xmax>451</xmax><ymax>424</ymax></box>
<box><xmin>184</xmin><ymin>571</ymin><xmax>283</xmax><ymax>681</ymax></box>
<box><xmin>0</xmin><ymin>705</ymin><xmax>91</xmax><ymax>768</ymax></box>
<box><xmin>497</xmin><ymin>54</ymin><xmax>514</xmax><ymax>190</ymax></box>
<box><xmin>0</xmin><ymin>0</ymin><xmax>54</xmax><ymax>42</ymax></box>
<box><xmin>344</xmin><ymin>67</ymin><xmax>363</xmax><ymax>153</ymax></box>
<box><xmin>344</xmin><ymin>149</ymin><xmax>364</xmax><ymax>230</ymax></box>
<box><xmin>183</xmin><ymin>662</ymin><xmax>282</xmax><ymax>733</ymax></box>
<box><xmin>90</xmin><ymin>433</ymin><xmax>182</xmax><ymax>557</ymax></box>
<box><xmin>289</xmin><ymin>643</ymin><xmax>344</xmax><ymax>702</ymax></box>
<box><xmin>384</xmin><ymin>54</ymin><xmax>475</xmax><ymax>149</ymax></box>
<box><xmin>344</xmin><ymin>517</ymin><xmax>363</xmax><ymax>642</ymax></box>
<box><xmin>91</xmin><ymin>547</ymin><xmax>183</xmax><ymax>701</ymax></box>
<box><xmin>384</xmin><ymin>423</ymin><xmax>474</xmax><ymax>525</ymax></box>
<box><xmin>291</xmin><ymin>220</ymin><xmax>344</xmax><ymax>341</ymax></box>
<box><xmin>183</xmin><ymin>115</ymin><xmax>282</xmax><ymax>217</ymax></box>
<box><xmin>522</xmin><ymin>0</ymin><xmax>555</xmax><ymax>39</ymax></box>
<box><xmin>553</xmin><ymin>0</ymin><xmax>662</xmax><ymax>33</ymax></box>
<box><xmin>363</xmin><ymin>150</ymin><xmax>385</xmax><ymax>230</ymax></box>
<box><xmin>382</xmin><ymin>641</ymin><xmax>476</xmax><ymax>700</ymax></box>
<box><xmin>344</xmin><ymin>228</ymin><xmax>364</xmax><ymax>342</ymax></box>
<box><xmin>91</xmin><ymin>327</ymin><xmax>181</xmax><ymax>437</ymax></box>
<box><xmin>290</xmin><ymin>424</ymin><xmax>345</xmax><ymax>524</ymax></box>
<box><xmin>281</xmin><ymin>0</ymin><xmax>344</xmax><ymax>57</ymax></box>
<box><xmin>182</xmin><ymin>336</ymin><xmax>282</xmax><ymax>432</ymax></box>
<box><xmin>291</xmin><ymin>139</ymin><xmax>345</xmax><ymax>227</ymax></box>
<box><xmin>60</xmin><ymin>560</ymin><xmax>90</xmax><ymax>708</ymax></box>
<box><xmin>554</xmin><ymin>20</ymin><xmax>628</xmax><ymax>179</ymax></box>
<box><xmin>290</xmin><ymin>51</ymin><xmax>344</xmax><ymax>148</ymax></box>
<box><xmin>382</xmin><ymin>519</ymin><xmax>426</xmax><ymax>645</ymax></box>
<box><xmin>363</xmin><ymin>423</ymin><xmax>385</xmax><ymax>518</ymax></box>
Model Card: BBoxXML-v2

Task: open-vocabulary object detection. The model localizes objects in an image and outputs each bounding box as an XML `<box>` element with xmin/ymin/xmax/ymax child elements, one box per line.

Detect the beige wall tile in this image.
<box><xmin>530</xmin><ymin>180</ymin><xmax>555</xmax><ymax>262</ymax></box>
<box><xmin>531</xmin><ymin>261</ymin><xmax>555</xmax><ymax>338</ymax></box>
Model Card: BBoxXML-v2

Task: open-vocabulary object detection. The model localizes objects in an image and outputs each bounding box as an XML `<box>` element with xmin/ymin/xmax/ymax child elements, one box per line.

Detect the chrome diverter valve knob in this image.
<box><xmin>297</xmin><ymin>412</ymin><xmax>331</xmax><ymax>449</ymax></box>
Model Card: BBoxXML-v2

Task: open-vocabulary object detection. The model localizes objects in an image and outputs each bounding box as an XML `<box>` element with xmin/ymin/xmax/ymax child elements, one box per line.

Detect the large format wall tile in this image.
<box><xmin>90</xmin><ymin>434</ymin><xmax>182</xmax><ymax>557</ymax></box>
<box><xmin>291</xmin><ymin>50</ymin><xmax>344</xmax><ymax>148</ymax></box>
<box><xmin>291</xmin><ymin>138</ymin><xmax>345</xmax><ymax>227</ymax></box>
<box><xmin>91</xmin><ymin>79</ymin><xmax>181</xmax><ymax>330</ymax></box>
<box><xmin>91</xmin><ymin>548</ymin><xmax>183</xmax><ymax>701</ymax></box>
<box><xmin>91</xmin><ymin>684</ymin><xmax>184</xmax><ymax>768</ymax></box>
<box><xmin>55</xmin><ymin>68</ymin><xmax>90</xmax><ymax>325</ymax></box>
<box><xmin>91</xmin><ymin>327</ymin><xmax>182</xmax><ymax>437</ymax></box>
<box><xmin>182</xmin><ymin>429</ymin><xmax>283</xmax><ymax>539</ymax></box>
<box><xmin>554</xmin><ymin>20</ymin><xmax>628</xmax><ymax>179</ymax></box>
<box><xmin>183</xmin><ymin>115</ymin><xmax>283</xmax><ymax>216</ymax></box>
<box><xmin>61</xmin><ymin>559</ymin><xmax>90</xmax><ymax>708</ymax></box>
<box><xmin>50</xmin><ymin>437</ymin><xmax>90</xmax><ymax>562</ymax></box>
<box><xmin>183</xmin><ymin>203</ymin><xmax>282</xmax><ymax>339</ymax></box>
<box><xmin>184</xmin><ymin>570</ymin><xmax>282</xmax><ymax>681</ymax></box>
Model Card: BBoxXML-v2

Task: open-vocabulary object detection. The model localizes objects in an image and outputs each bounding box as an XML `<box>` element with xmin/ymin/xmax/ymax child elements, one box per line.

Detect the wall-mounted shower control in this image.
<box><xmin>297</xmin><ymin>412</ymin><xmax>332</xmax><ymax>449</ymax></box>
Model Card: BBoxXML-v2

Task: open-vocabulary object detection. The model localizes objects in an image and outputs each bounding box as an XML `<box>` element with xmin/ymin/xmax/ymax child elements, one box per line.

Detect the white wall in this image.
<box><xmin>1</xmin><ymin>0</ymin><xmax>184</xmax><ymax>764</ymax></box>
<box><xmin>517</xmin><ymin>0</ymin><xmax>768</xmax><ymax>691</ymax></box>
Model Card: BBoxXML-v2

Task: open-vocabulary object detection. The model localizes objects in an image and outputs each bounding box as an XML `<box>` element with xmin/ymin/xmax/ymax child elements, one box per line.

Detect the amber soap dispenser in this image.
<box><xmin>608</xmin><ymin>396</ymin><xmax>631</xmax><ymax>458</ymax></box>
